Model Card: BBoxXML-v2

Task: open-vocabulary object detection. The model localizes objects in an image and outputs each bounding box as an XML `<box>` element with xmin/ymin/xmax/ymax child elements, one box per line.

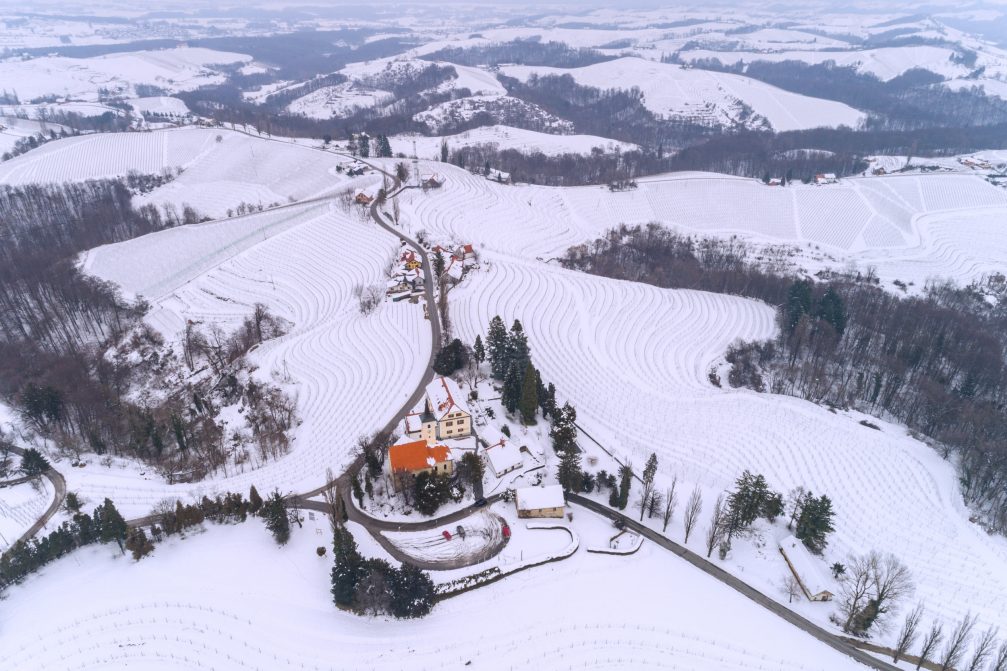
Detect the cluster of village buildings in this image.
<box><xmin>386</xmin><ymin>375</ymin><xmax>565</xmax><ymax>518</ymax></box>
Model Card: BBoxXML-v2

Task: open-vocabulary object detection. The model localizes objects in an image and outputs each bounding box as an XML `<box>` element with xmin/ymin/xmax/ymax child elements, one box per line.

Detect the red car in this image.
<box><xmin>502</xmin><ymin>524</ymin><xmax>511</xmax><ymax>539</ymax></box>
<box><xmin>442</xmin><ymin>530</ymin><xmax>452</xmax><ymax>541</ymax></box>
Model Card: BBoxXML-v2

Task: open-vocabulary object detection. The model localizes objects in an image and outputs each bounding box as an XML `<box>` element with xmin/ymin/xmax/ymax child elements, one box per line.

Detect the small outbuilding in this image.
<box><xmin>484</xmin><ymin>439</ymin><xmax>523</xmax><ymax>477</ymax></box>
<box><xmin>778</xmin><ymin>535</ymin><xmax>834</xmax><ymax>602</ymax></box>
<box><xmin>515</xmin><ymin>484</ymin><xmax>566</xmax><ymax>518</ymax></box>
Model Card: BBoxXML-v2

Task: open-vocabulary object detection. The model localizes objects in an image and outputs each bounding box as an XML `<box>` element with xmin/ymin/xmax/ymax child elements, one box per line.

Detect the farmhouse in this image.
<box><xmin>421</xmin><ymin>173</ymin><xmax>444</xmax><ymax>189</ymax></box>
<box><xmin>354</xmin><ymin>191</ymin><xmax>373</xmax><ymax>205</ymax></box>
<box><xmin>405</xmin><ymin>376</ymin><xmax>473</xmax><ymax>444</ymax></box>
<box><xmin>815</xmin><ymin>173</ymin><xmax>838</xmax><ymax>185</ymax></box>
<box><xmin>389</xmin><ymin>439</ymin><xmax>453</xmax><ymax>490</ymax></box>
<box><xmin>484</xmin><ymin>439</ymin><xmax>523</xmax><ymax>477</ymax></box>
<box><xmin>515</xmin><ymin>484</ymin><xmax>566</xmax><ymax>518</ymax></box>
<box><xmin>778</xmin><ymin>535</ymin><xmax>834</xmax><ymax>602</ymax></box>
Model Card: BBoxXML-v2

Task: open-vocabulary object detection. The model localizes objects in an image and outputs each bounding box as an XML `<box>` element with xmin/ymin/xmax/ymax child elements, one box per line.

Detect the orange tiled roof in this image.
<box><xmin>389</xmin><ymin>440</ymin><xmax>451</xmax><ymax>472</ymax></box>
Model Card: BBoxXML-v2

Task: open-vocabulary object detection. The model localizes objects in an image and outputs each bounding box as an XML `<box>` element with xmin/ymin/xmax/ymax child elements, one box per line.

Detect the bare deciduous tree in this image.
<box><xmin>939</xmin><ymin>613</ymin><xmax>977</xmax><ymax>671</ymax></box>
<box><xmin>838</xmin><ymin>553</ymin><xmax>875</xmax><ymax>633</ymax></box>
<box><xmin>916</xmin><ymin>621</ymin><xmax>944</xmax><ymax>671</ymax></box>
<box><xmin>662</xmin><ymin>475</ymin><xmax>678</xmax><ymax>532</ymax></box>
<box><xmin>683</xmin><ymin>485</ymin><xmax>702</xmax><ymax>544</ymax></box>
<box><xmin>782</xmin><ymin>573</ymin><xmax>803</xmax><ymax>603</ymax></box>
<box><xmin>871</xmin><ymin>552</ymin><xmax>915</xmax><ymax>629</ymax></box>
<box><xmin>704</xmin><ymin>493</ymin><xmax>726</xmax><ymax>559</ymax></box>
<box><xmin>990</xmin><ymin>640</ymin><xmax>1007</xmax><ymax>671</ymax></box>
<box><xmin>964</xmin><ymin>626</ymin><xmax>998</xmax><ymax>671</ymax></box>
<box><xmin>893</xmin><ymin>602</ymin><xmax>924</xmax><ymax>663</ymax></box>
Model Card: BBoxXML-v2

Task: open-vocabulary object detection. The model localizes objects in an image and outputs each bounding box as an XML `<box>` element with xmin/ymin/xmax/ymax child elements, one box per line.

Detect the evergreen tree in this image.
<box><xmin>377</xmin><ymin>134</ymin><xmax>392</xmax><ymax>158</ymax></box>
<box><xmin>262</xmin><ymin>491</ymin><xmax>291</xmax><ymax>545</ymax></box>
<box><xmin>541</xmin><ymin>382</ymin><xmax>558</xmax><ymax>419</ymax></box>
<box><xmin>358</xmin><ymin>133</ymin><xmax>370</xmax><ymax>158</ymax></box>
<box><xmin>785</xmin><ymin>280</ymin><xmax>813</xmax><ymax>332</ymax></box>
<box><xmin>815</xmin><ymin>286</ymin><xmax>846</xmax><ymax>335</ymax></box>
<box><xmin>795</xmin><ymin>494</ymin><xmax>835</xmax><ymax>554</ymax></box>
<box><xmin>248</xmin><ymin>485</ymin><xmax>263</xmax><ymax>514</ymax></box>
<box><xmin>502</xmin><ymin>363</ymin><xmax>522</xmax><ymax>414</ymax></box>
<box><xmin>351</xmin><ymin>475</ymin><xmax>365</xmax><ymax>509</ymax></box>
<box><xmin>440</xmin><ymin>139</ymin><xmax>449</xmax><ymax>162</ymax></box>
<box><xmin>414</xmin><ymin>471</ymin><xmax>451</xmax><ymax>516</ymax></box>
<box><xmin>125</xmin><ymin>527</ymin><xmax>154</xmax><ymax>561</ymax></box>
<box><xmin>550</xmin><ymin>402</ymin><xmax>578</xmax><ymax>453</ymax></box>
<box><xmin>433</xmin><ymin>250</ymin><xmax>445</xmax><ymax>277</ymax></box>
<box><xmin>617</xmin><ymin>463</ymin><xmax>634</xmax><ymax>510</ymax></box>
<box><xmin>94</xmin><ymin>498</ymin><xmax>127</xmax><ymax>552</ymax></box>
<box><xmin>331</xmin><ymin>524</ymin><xmax>364</xmax><ymax>608</ymax></box>
<box><xmin>639</xmin><ymin>453</ymin><xmax>659</xmax><ymax>521</ymax></box>
<box><xmin>433</xmin><ymin>338</ymin><xmax>466</xmax><ymax>376</ymax></box>
<box><xmin>457</xmin><ymin>452</ymin><xmax>485</xmax><ymax>491</ymax></box>
<box><xmin>486</xmin><ymin>316</ymin><xmax>509</xmax><ymax>379</ymax></box>
<box><xmin>390</xmin><ymin>564</ymin><xmax>436</xmax><ymax>618</ymax></box>
<box><xmin>507</xmin><ymin>320</ymin><xmax>530</xmax><ymax>374</ymax></box>
<box><xmin>557</xmin><ymin>447</ymin><xmax>583</xmax><ymax>492</ymax></box>
<box><xmin>519</xmin><ymin>361</ymin><xmax>539</xmax><ymax>425</ymax></box>
<box><xmin>20</xmin><ymin>448</ymin><xmax>50</xmax><ymax>476</ymax></box>
<box><xmin>473</xmin><ymin>334</ymin><xmax>485</xmax><ymax>365</ymax></box>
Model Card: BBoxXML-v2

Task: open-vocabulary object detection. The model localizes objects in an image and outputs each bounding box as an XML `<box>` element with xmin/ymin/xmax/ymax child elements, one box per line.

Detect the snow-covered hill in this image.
<box><xmin>500</xmin><ymin>57</ymin><xmax>867</xmax><ymax>131</ymax></box>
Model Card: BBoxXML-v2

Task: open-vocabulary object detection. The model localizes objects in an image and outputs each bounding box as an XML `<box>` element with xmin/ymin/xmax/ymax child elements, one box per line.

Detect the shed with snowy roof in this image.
<box><xmin>778</xmin><ymin>535</ymin><xmax>834</xmax><ymax>602</ymax></box>
<box><xmin>515</xmin><ymin>485</ymin><xmax>566</xmax><ymax>519</ymax></box>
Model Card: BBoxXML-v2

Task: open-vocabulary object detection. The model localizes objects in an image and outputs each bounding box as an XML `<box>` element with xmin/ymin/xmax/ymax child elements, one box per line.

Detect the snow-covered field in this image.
<box><xmin>395</xmin><ymin>163</ymin><xmax>1007</xmax><ymax>291</ymax></box>
<box><xmin>0</xmin><ymin>479</ymin><xmax>53</xmax><ymax>552</ymax></box>
<box><xmin>449</xmin><ymin>254</ymin><xmax>1007</xmax><ymax>642</ymax></box>
<box><xmin>0</xmin><ymin>47</ymin><xmax>251</xmax><ymax>102</ymax></box>
<box><xmin>74</xmin><ymin>200</ymin><xmax>429</xmax><ymax>518</ymax></box>
<box><xmin>0</xmin><ymin>116</ymin><xmax>68</xmax><ymax>156</ymax></box>
<box><xmin>0</xmin><ymin>506</ymin><xmax>865</xmax><ymax>670</ymax></box>
<box><xmin>391</xmin><ymin>125</ymin><xmax>637</xmax><ymax>159</ymax></box>
<box><xmin>0</xmin><ymin>128</ymin><xmax>361</xmax><ymax>218</ymax></box>
<box><xmin>128</xmin><ymin>96</ymin><xmax>191</xmax><ymax>117</ymax></box>
<box><xmin>500</xmin><ymin>57</ymin><xmax>867</xmax><ymax>131</ymax></box>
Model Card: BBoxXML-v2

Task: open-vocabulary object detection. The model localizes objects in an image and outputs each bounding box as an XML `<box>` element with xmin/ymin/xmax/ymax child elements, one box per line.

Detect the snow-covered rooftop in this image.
<box><xmin>515</xmin><ymin>484</ymin><xmax>566</xmax><ymax>511</ymax></box>
<box><xmin>426</xmin><ymin>376</ymin><xmax>472</xmax><ymax>419</ymax></box>
<box><xmin>778</xmin><ymin>535</ymin><xmax>833</xmax><ymax>597</ymax></box>
<box><xmin>485</xmin><ymin>440</ymin><xmax>523</xmax><ymax>476</ymax></box>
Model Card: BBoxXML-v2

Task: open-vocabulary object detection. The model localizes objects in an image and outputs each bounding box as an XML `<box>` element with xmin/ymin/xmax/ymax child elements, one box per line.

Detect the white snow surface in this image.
<box><xmin>391</xmin><ymin>125</ymin><xmax>637</xmax><ymax>159</ymax></box>
<box><xmin>0</xmin><ymin>128</ymin><xmax>361</xmax><ymax>218</ymax></box>
<box><xmin>500</xmin><ymin>57</ymin><xmax>867</xmax><ymax>131</ymax></box>
<box><xmin>76</xmin><ymin>200</ymin><xmax>429</xmax><ymax>517</ymax></box>
<box><xmin>0</xmin><ymin>510</ymin><xmax>865</xmax><ymax>670</ymax></box>
<box><xmin>0</xmin><ymin>47</ymin><xmax>251</xmax><ymax>102</ymax></box>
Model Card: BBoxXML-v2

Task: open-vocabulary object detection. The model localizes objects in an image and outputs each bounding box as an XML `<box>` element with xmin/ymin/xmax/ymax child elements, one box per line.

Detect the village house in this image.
<box><xmin>484</xmin><ymin>438</ymin><xmax>523</xmax><ymax>477</ymax></box>
<box><xmin>815</xmin><ymin>173</ymin><xmax>838</xmax><ymax>185</ymax></box>
<box><xmin>354</xmin><ymin>191</ymin><xmax>373</xmax><ymax>205</ymax></box>
<box><xmin>515</xmin><ymin>484</ymin><xmax>566</xmax><ymax>518</ymax></box>
<box><xmin>421</xmin><ymin>173</ymin><xmax>444</xmax><ymax>189</ymax></box>
<box><xmin>778</xmin><ymin>535</ymin><xmax>834</xmax><ymax>602</ymax></box>
<box><xmin>388</xmin><ymin>439</ymin><xmax>453</xmax><ymax>490</ymax></box>
<box><xmin>405</xmin><ymin>376</ymin><xmax>473</xmax><ymax>444</ymax></box>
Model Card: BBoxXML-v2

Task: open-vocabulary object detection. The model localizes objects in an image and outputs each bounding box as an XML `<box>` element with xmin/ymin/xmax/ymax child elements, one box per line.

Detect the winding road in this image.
<box><xmin>3</xmin><ymin>444</ymin><xmax>67</xmax><ymax>549</ymax></box>
<box><xmin>3</xmin><ymin>136</ymin><xmax>904</xmax><ymax>670</ymax></box>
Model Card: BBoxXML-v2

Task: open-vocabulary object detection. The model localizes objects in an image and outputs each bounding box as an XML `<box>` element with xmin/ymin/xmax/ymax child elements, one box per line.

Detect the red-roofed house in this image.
<box><xmin>389</xmin><ymin>439</ymin><xmax>454</xmax><ymax>489</ymax></box>
<box><xmin>405</xmin><ymin>376</ymin><xmax>473</xmax><ymax>444</ymax></box>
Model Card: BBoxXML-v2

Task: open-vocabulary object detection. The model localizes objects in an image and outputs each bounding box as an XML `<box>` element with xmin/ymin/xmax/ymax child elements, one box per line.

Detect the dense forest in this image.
<box><xmin>0</xmin><ymin>180</ymin><xmax>296</xmax><ymax>480</ymax></box>
<box><xmin>563</xmin><ymin>224</ymin><xmax>1007</xmax><ymax>534</ymax></box>
<box><xmin>679</xmin><ymin>58</ymin><xmax>1007</xmax><ymax>129</ymax></box>
<box><xmin>423</xmin><ymin>38</ymin><xmax>616</xmax><ymax>68</ymax></box>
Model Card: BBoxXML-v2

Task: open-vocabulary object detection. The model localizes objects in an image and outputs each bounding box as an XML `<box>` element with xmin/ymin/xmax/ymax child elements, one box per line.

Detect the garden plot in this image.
<box><xmin>448</xmin><ymin>254</ymin><xmax>1007</xmax><ymax>644</ymax></box>
<box><xmin>0</xmin><ymin>479</ymin><xmax>52</xmax><ymax>552</ymax></box>
<box><xmin>381</xmin><ymin>511</ymin><xmax>506</xmax><ymax>567</ymax></box>
<box><xmin>76</xmin><ymin>201</ymin><xmax>430</xmax><ymax>519</ymax></box>
<box><xmin>0</xmin><ymin>510</ymin><xmax>862</xmax><ymax>671</ymax></box>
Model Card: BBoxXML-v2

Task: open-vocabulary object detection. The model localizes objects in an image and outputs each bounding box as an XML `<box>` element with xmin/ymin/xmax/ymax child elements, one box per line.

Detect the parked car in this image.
<box><xmin>474</xmin><ymin>497</ymin><xmax>488</xmax><ymax>508</ymax></box>
<box><xmin>442</xmin><ymin>530</ymin><xmax>452</xmax><ymax>541</ymax></box>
